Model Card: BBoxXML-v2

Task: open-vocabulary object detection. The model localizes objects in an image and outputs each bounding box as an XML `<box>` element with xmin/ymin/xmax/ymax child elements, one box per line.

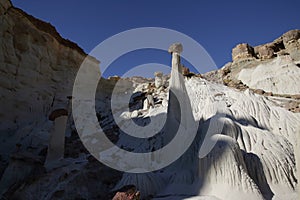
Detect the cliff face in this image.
<box><xmin>0</xmin><ymin>0</ymin><xmax>99</xmax><ymax>145</ymax></box>
<box><xmin>0</xmin><ymin>0</ymin><xmax>104</xmax><ymax>192</ymax></box>
<box><xmin>0</xmin><ymin>1</ymin><xmax>122</xmax><ymax>199</ymax></box>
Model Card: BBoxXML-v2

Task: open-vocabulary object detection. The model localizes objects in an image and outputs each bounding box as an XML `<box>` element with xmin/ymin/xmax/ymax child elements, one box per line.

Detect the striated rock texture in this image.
<box><xmin>114</xmin><ymin>75</ymin><xmax>300</xmax><ymax>200</ymax></box>
<box><xmin>238</xmin><ymin>55</ymin><xmax>300</xmax><ymax>95</ymax></box>
<box><xmin>112</xmin><ymin>45</ymin><xmax>300</xmax><ymax>200</ymax></box>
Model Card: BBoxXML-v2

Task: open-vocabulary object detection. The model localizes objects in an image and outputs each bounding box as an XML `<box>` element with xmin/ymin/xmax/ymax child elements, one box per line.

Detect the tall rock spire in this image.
<box><xmin>164</xmin><ymin>43</ymin><xmax>195</xmax><ymax>142</ymax></box>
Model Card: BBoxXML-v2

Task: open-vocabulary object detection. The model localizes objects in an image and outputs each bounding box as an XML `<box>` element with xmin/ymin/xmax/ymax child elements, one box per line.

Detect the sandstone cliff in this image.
<box><xmin>1</xmin><ymin>0</ymin><xmax>300</xmax><ymax>199</ymax></box>
<box><xmin>0</xmin><ymin>0</ymin><xmax>99</xmax><ymax>148</ymax></box>
<box><xmin>0</xmin><ymin>0</ymin><xmax>116</xmax><ymax>198</ymax></box>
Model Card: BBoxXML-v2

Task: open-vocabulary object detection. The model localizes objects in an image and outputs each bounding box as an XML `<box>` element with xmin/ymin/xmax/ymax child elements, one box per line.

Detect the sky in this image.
<box><xmin>11</xmin><ymin>0</ymin><xmax>300</xmax><ymax>77</ymax></box>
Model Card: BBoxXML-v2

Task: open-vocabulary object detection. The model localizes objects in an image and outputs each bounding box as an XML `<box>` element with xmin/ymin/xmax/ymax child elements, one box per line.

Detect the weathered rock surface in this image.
<box><xmin>0</xmin><ymin>0</ymin><xmax>122</xmax><ymax>198</ymax></box>
<box><xmin>154</xmin><ymin>71</ymin><xmax>164</xmax><ymax>88</ymax></box>
<box><xmin>238</xmin><ymin>55</ymin><xmax>300</xmax><ymax>95</ymax></box>
<box><xmin>1</xmin><ymin>1</ymin><xmax>300</xmax><ymax>199</ymax></box>
<box><xmin>0</xmin><ymin>0</ymin><xmax>98</xmax><ymax>125</ymax></box>
<box><xmin>232</xmin><ymin>43</ymin><xmax>256</xmax><ymax>62</ymax></box>
<box><xmin>232</xmin><ymin>30</ymin><xmax>300</xmax><ymax>63</ymax></box>
<box><xmin>283</xmin><ymin>29</ymin><xmax>300</xmax><ymax>46</ymax></box>
<box><xmin>254</xmin><ymin>44</ymin><xmax>275</xmax><ymax>60</ymax></box>
<box><xmin>205</xmin><ymin>30</ymin><xmax>300</xmax><ymax>115</ymax></box>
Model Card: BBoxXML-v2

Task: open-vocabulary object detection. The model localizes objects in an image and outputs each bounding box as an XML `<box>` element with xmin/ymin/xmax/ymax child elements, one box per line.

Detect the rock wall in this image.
<box><xmin>0</xmin><ymin>0</ymin><xmax>99</xmax><ymax>166</ymax></box>
<box><xmin>232</xmin><ymin>29</ymin><xmax>300</xmax><ymax>62</ymax></box>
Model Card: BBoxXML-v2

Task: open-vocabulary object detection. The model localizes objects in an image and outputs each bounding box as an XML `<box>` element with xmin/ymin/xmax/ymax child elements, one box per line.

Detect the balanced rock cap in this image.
<box><xmin>168</xmin><ymin>43</ymin><xmax>183</xmax><ymax>54</ymax></box>
<box><xmin>49</xmin><ymin>109</ymin><xmax>68</xmax><ymax>121</ymax></box>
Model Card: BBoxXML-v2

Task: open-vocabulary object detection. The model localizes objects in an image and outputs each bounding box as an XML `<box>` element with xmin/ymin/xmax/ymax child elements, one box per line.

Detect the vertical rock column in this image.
<box><xmin>164</xmin><ymin>43</ymin><xmax>194</xmax><ymax>142</ymax></box>
<box><xmin>164</xmin><ymin>43</ymin><xmax>199</xmax><ymax>183</ymax></box>
<box><xmin>167</xmin><ymin>43</ymin><xmax>185</xmax><ymax>124</ymax></box>
<box><xmin>45</xmin><ymin>108</ymin><xmax>68</xmax><ymax>169</ymax></box>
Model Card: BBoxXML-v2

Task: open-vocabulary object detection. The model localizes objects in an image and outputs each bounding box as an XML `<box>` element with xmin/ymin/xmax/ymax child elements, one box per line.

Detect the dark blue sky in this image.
<box><xmin>11</xmin><ymin>0</ymin><xmax>300</xmax><ymax>77</ymax></box>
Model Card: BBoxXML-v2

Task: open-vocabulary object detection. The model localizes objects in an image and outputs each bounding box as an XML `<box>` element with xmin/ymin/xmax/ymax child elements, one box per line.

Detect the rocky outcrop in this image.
<box><xmin>232</xmin><ymin>43</ymin><xmax>256</xmax><ymax>62</ymax></box>
<box><xmin>206</xmin><ymin>30</ymin><xmax>300</xmax><ymax>106</ymax></box>
<box><xmin>283</xmin><ymin>29</ymin><xmax>300</xmax><ymax>47</ymax></box>
<box><xmin>254</xmin><ymin>45</ymin><xmax>275</xmax><ymax>60</ymax></box>
<box><xmin>232</xmin><ymin>30</ymin><xmax>300</xmax><ymax>63</ymax></box>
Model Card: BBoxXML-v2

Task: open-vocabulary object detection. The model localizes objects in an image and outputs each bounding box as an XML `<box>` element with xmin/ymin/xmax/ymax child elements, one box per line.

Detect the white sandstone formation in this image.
<box><xmin>167</xmin><ymin>43</ymin><xmax>186</xmax><ymax>125</ymax></box>
<box><xmin>152</xmin><ymin>77</ymin><xmax>300</xmax><ymax>200</ymax></box>
<box><xmin>115</xmin><ymin>44</ymin><xmax>300</xmax><ymax>199</ymax></box>
<box><xmin>1</xmin><ymin>1</ymin><xmax>300</xmax><ymax>199</ymax></box>
<box><xmin>238</xmin><ymin>55</ymin><xmax>300</xmax><ymax>95</ymax></box>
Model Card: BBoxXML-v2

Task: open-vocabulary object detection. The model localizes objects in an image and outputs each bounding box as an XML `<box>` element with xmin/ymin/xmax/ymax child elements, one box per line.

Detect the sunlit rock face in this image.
<box><xmin>113</xmin><ymin>44</ymin><xmax>300</xmax><ymax>200</ymax></box>
<box><xmin>204</xmin><ymin>30</ymin><xmax>300</xmax><ymax>112</ymax></box>
<box><xmin>113</xmin><ymin>74</ymin><xmax>299</xmax><ymax>200</ymax></box>
<box><xmin>232</xmin><ymin>43</ymin><xmax>256</xmax><ymax>62</ymax></box>
<box><xmin>0</xmin><ymin>0</ymin><xmax>300</xmax><ymax>199</ymax></box>
<box><xmin>237</xmin><ymin>55</ymin><xmax>300</xmax><ymax>95</ymax></box>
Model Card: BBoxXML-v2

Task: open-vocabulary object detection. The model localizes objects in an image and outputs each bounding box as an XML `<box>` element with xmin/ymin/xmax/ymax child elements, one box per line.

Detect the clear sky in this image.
<box><xmin>11</xmin><ymin>0</ymin><xmax>300</xmax><ymax>77</ymax></box>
